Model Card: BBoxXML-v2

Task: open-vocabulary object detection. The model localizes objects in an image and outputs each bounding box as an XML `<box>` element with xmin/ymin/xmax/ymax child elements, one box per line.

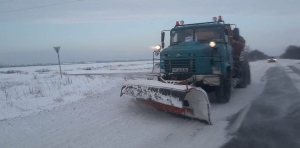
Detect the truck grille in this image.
<box><xmin>164</xmin><ymin>59</ymin><xmax>196</xmax><ymax>73</ymax></box>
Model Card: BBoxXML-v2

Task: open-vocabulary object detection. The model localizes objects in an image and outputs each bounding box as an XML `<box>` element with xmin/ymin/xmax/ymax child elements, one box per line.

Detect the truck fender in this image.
<box><xmin>223</xmin><ymin>63</ymin><xmax>231</xmax><ymax>77</ymax></box>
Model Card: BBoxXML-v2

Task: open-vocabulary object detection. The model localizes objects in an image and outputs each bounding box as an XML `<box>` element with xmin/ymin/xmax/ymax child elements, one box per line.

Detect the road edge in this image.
<box><xmin>228</xmin><ymin>104</ymin><xmax>251</xmax><ymax>134</ymax></box>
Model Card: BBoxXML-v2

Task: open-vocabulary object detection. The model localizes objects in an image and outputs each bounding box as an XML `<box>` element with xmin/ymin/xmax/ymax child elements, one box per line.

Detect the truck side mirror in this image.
<box><xmin>161</xmin><ymin>32</ymin><xmax>165</xmax><ymax>48</ymax></box>
<box><xmin>233</xmin><ymin>28</ymin><xmax>240</xmax><ymax>41</ymax></box>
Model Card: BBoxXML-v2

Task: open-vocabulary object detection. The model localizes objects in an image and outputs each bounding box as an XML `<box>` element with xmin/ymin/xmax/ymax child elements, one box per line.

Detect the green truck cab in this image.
<box><xmin>154</xmin><ymin>16</ymin><xmax>251</xmax><ymax>103</ymax></box>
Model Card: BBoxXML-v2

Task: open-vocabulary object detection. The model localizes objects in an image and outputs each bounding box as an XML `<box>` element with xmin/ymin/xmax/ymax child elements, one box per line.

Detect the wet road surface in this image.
<box><xmin>222</xmin><ymin>65</ymin><xmax>300</xmax><ymax>148</ymax></box>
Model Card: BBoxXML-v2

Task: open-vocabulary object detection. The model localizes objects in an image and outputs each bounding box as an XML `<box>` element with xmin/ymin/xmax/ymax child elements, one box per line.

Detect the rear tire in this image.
<box><xmin>236</xmin><ymin>65</ymin><xmax>247</xmax><ymax>88</ymax></box>
<box><xmin>215</xmin><ymin>72</ymin><xmax>231</xmax><ymax>103</ymax></box>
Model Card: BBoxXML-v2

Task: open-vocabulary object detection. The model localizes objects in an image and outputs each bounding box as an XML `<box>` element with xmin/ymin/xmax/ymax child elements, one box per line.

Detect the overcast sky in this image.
<box><xmin>1</xmin><ymin>0</ymin><xmax>300</xmax><ymax>65</ymax></box>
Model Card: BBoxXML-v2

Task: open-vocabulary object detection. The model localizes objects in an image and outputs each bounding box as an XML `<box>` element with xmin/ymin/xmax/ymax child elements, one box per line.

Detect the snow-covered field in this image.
<box><xmin>0</xmin><ymin>61</ymin><xmax>152</xmax><ymax>120</ymax></box>
<box><xmin>1</xmin><ymin>59</ymin><xmax>300</xmax><ymax>148</ymax></box>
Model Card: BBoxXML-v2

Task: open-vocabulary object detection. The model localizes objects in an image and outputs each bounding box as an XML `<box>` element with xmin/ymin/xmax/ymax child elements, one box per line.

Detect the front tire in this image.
<box><xmin>215</xmin><ymin>72</ymin><xmax>231</xmax><ymax>103</ymax></box>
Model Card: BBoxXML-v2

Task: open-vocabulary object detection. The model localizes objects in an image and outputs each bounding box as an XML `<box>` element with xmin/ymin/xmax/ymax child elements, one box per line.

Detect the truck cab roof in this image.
<box><xmin>172</xmin><ymin>22</ymin><xmax>224</xmax><ymax>30</ymax></box>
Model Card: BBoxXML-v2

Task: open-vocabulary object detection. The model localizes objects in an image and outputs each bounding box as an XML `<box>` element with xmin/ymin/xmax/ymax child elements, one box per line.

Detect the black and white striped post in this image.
<box><xmin>53</xmin><ymin>46</ymin><xmax>62</xmax><ymax>78</ymax></box>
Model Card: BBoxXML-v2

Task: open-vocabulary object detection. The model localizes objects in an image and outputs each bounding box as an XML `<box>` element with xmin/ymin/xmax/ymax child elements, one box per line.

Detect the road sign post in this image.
<box><xmin>53</xmin><ymin>46</ymin><xmax>62</xmax><ymax>78</ymax></box>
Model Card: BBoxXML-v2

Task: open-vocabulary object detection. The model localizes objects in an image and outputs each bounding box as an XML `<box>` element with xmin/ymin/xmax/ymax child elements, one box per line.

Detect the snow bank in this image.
<box><xmin>0</xmin><ymin>60</ymin><xmax>152</xmax><ymax>74</ymax></box>
<box><xmin>0</xmin><ymin>61</ymin><xmax>153</xmax><ymax>120</ymax></box>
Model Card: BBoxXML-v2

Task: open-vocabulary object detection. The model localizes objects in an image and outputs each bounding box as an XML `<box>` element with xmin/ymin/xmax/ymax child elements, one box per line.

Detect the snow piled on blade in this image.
<box><xmin>123</xmin><ymin>79</ymin><xmax>188</xmax><ymax>90</ymax></box>
<box><xmin>121</xmin><ymin>79</ymin><xmax>211</xmax><ymax>124</ymax></box>
<box><xmin>121</xmin><ymin>80</ymin><xmax>188</xmax><ymax>108</ymax></box>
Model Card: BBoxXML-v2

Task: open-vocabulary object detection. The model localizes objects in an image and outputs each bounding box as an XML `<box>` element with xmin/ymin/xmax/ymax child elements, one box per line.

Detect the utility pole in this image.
<box><xmin>53</xmin><ymin>46</ymin><xmax>62</xmax><ymax>78</ymax></box>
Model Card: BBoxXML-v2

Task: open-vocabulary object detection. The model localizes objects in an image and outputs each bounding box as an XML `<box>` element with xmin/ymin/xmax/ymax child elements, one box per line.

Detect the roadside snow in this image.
<box><xmin>0</xmin><ymin>61</ymin><xmax>151</xmax><ymax>121</ymax></box>
<box><xmin>278</xmin><ymin>59</ymin><xmax>300</xmax><ymax>91</ymax></box>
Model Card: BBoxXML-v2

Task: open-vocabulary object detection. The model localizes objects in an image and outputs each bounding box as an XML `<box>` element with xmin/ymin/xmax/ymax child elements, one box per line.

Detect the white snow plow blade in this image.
<box><xmin>120</xmin><ymin>80</ymin><xmax>211</xmax><ymax>124</ymax></box>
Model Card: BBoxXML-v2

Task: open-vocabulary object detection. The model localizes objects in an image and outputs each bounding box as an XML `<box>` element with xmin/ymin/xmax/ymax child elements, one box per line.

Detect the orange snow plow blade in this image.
<box><xmin>136</xmin><ymin>99</ymin><xmax>195</xmax><ymax>116</ymax></box>
<box><xmin>120</xmin><ymin>80</ymin><xmax>211</xmax><ymax>124</ymax></box>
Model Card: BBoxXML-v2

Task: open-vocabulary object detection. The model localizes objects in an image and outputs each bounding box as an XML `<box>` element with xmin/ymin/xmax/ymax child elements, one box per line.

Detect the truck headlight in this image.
<box><xmin>209</xmin><ymin>41</ymin><xmax>216</xmax><ymax>48</ymax></box>
<box><xmin>155</xmin><ymin>45</ymin><xmax>161</xmax><ymax>50</ymax></box>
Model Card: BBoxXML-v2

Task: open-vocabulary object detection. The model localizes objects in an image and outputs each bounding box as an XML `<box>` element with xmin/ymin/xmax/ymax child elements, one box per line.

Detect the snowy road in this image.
<box><xmin>1</xmin><ymin>59</ymin><xmax>300</xmax><ymax>148</ymax></box>
<box><xmin>223</xmin><ymin>60</ymin><xmax>300</xmax><ymax>148</ymax></box>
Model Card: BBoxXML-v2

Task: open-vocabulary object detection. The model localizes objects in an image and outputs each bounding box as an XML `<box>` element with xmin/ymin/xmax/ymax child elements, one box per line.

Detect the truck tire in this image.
<box><xmin>236</xmin><ymin>66</ymin><xmax>247</xmax><ymax>88</ymax></box>
<box><xmin>215</xmin><ymin>72</ymin><xmax>231</xmax><ymax>103</ymax></box>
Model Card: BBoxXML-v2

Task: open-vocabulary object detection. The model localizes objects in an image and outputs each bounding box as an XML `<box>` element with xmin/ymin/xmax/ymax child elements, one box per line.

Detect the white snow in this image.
<box><xmin>0</xmin><ymin>72</ymin><xmax>123</xmax><ymax>121</ymax></box>
<box><xmin>277</xmin><ymin>59</ymin><xmax>300</xmax><ymax>91</ymax></box>
<box><xmin>0</xmin><ymin>61</ymin><xmax>152</xmax><ymax>120</ymax></box>
<box><xmin>1</xmin><ymin>59</ymin><xmax>300</xmax><ymax>148</ymax></box>
<box><xmin>122</xmin><ymin>80</ymin><xmax>185</xmax><ymax>108</ymax></box>
<box><xmin>124</xmin><ymin>79</ymin><xmax>188</xmax><ymax>90</ymax></box>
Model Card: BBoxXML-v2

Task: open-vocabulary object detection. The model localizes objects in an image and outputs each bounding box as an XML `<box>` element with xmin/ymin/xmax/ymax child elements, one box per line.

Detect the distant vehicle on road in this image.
<box><xmin>268</xmin><ymin>57</ymin><xmax>277</xmax><ymax>63</ymax></box>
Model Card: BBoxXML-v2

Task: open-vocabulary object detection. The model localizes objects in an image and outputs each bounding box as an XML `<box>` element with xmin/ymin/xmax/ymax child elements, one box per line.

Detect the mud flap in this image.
<box><xmin>120</xmin><ymin>80</ymin><xmax>211</xmax><ymax>124</ymax></box>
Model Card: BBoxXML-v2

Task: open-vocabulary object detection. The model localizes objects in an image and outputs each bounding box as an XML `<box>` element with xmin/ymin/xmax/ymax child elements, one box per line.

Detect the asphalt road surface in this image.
<box><xmin>222</xmin><ymin>65</ymin><xmax>300</xmax><ymax>148</ymax></box>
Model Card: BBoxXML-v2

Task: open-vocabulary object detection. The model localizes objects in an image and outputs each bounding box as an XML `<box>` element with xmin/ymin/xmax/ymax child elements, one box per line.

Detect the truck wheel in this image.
<box><xmin>215</xmin><ymin>72</ymin><xmax>231</xmax><ymax>103</ymax></box>
<box><xmin>236</xmin><ymin>66</ymin><xmax>247</xmax><ymax>88</ymax></box>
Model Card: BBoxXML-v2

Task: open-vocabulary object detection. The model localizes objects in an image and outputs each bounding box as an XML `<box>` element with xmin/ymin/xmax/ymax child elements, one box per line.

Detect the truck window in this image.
<box><xmin>195</xmin><ymin>27</ymin><xmax>222</xmax><ymax>42</ymax></box>
<box><xmin>171</xmin><ymin>29</ymin><xmax>193</xmax><ymax>45</ymax></box>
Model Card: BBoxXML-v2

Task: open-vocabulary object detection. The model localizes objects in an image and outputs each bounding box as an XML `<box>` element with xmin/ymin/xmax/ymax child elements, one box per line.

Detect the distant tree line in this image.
<box><xmin>280</xmin><ymin>45</ymin><xmax>300</xmax><ymax>59</ymax></box>
<box><xmin>244</xmin><ymin>49</ymin><xmax>269</xmax><ymax>61</ymax></box>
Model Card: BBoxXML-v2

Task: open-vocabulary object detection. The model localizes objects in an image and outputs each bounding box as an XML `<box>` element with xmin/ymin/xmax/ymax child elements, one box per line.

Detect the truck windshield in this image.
<box><xmin>170</xmin><ymin>29</ymin><xmax>193</xmax><ymax>45</ymax></box>
<box><xmin>195</xmin><ymin>27</ymin><xmax>222</xmax><ymax>42</ymax></box>
<box><xmin>170</xmin><ymin>27</ymin><xmax>222</xmax><ymax>45</ymax></box>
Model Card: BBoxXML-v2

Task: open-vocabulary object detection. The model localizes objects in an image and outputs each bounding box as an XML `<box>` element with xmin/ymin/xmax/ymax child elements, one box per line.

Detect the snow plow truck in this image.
<box><xmin>120</xmin><ymin>16</ymin><xmax>251</xmax><ymax>124</ymax></box>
